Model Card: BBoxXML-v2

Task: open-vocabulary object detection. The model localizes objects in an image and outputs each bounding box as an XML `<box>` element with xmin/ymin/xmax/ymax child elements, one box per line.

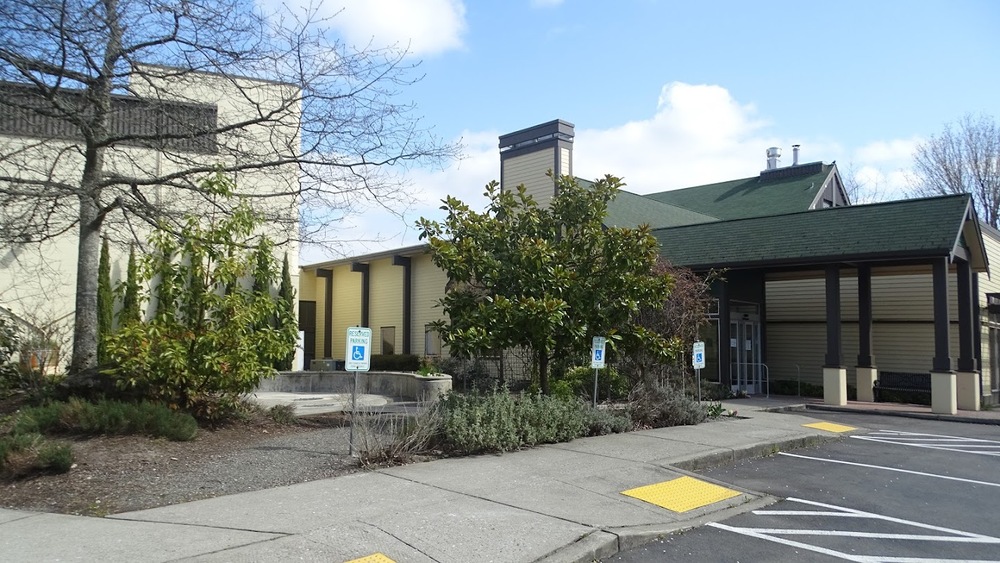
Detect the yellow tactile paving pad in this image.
<box><xmin>803</xmin><ymin>421</ymin><xmax>856</xmax><ymax>433</ymax></box>
<box><xmin>621</xmin><ymin>476</ymin><xmax>741</xmax><ymax>513</ymax></box>
<box><xmin>345</xmin><ymin>554</ymin><xmax>395</xmax><ymax>563</ymax></box>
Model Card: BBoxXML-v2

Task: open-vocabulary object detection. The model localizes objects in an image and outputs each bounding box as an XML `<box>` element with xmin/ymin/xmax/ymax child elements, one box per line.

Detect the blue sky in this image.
<box><xmin>302</xmin><ymin>0</ymin><xmax>1000</xmax><ymax>262</ymax></box>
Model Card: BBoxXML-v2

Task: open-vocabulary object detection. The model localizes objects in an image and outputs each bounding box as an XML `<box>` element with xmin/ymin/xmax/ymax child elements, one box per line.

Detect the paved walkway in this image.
<box><xmin>1</xmin><ymin>396</ymin><xmax>995</xmax><ymax>562</ymax></box>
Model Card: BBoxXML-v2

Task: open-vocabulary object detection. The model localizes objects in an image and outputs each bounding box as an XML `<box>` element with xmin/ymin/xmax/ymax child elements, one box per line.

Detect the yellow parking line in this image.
<box><xmin>345</xmin><ymin>554</ymin><xmax>395</xmax><ymax>563</ymax></box>
<box><xmin>803</xmin><ymin>421</ymin><xmax>856</xmax><ymax>433</ymax></box>
<box><xmin>622</xmin><ymin>476</ymin><xmax>741</xmax><ymax>513</ymax></box>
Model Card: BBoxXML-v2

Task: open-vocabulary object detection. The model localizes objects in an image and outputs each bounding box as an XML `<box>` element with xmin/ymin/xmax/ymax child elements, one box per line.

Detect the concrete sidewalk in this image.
<box><xmin>0</xmin><ymin>401</ymin><xmax>848</xmax><ymax>563</ymax></box>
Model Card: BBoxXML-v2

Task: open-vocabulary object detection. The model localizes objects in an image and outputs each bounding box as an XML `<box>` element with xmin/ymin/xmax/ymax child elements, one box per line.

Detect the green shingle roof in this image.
<box><xmin>644</xmin><ymin>162</ymin><xmax>834</xmax><ymax>220</ymax></box>
<box><xmin>605</xmin><ymin>189</ymin><xmax>719</xmax><ymax>229</ymax></box>
<box><xmin>653</xmin><ymin>194</ymin><xmax>980</xmax><ymax>270</ymax></box>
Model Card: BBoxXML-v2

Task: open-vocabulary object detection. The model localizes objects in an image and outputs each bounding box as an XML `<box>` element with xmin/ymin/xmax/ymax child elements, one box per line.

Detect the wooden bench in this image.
<box><xmin>873</xmin><ymin>371</ymin><xmax>931</xmax><ymax>403</ymax></box>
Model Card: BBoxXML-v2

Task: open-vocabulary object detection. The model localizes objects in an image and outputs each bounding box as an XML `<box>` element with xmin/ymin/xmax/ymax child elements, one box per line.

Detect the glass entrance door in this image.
<box><xmin>730</xmin><ymin>314</ymin><xmax>762</xmax><ymax>395</ymax></box>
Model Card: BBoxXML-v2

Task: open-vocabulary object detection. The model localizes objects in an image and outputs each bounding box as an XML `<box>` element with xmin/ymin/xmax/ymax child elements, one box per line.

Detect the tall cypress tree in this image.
<box><xmin>118</xmin><ymin>245</ymin><xmax>141</xmax><ymax>326</ymax></box>
<box><xmin>275</xmin><ymin>253</ymin><xmax>296</xmax><ymax>370</ymax></box>
<box><xmin>97</xmin><ymin>238</ymin><xmax>113</xmax><ymax>364</ymax></box>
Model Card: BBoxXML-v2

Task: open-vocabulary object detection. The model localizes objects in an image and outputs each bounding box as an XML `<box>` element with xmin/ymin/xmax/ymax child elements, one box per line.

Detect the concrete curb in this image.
<box><xmin>671</xmin><ymin>434</ymin><xmax>841</xmax><ymax>472</ymax></box>
<box><xmin>533</xmin><ymin>530</ymin><xmax>620</xmax><ymax>563</ymax></box>
<box><xmin>805</xmin><ymin>404</ymin><xmax>1000</xmax><ymax>425</ymax></box>
<box><xmin>537</xmin><ymin>433</ymin><xmax>839</xmax><ymax>562</ymax></box>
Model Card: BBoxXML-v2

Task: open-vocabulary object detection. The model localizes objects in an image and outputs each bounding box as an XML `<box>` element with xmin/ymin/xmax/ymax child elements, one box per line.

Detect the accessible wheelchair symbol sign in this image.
<box><xmin>345</xmin><ymin>327</ymin><xmax>372</xmax><ymax>371</ymax></box>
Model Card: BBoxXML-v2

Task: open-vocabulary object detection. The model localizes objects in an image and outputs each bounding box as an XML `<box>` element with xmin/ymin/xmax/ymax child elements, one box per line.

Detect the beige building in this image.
<box><xmin>0</xmin><ymin>66</ymin><xmax>300</xmax><ymax>366</ymax></box>
<box><xmin>300</xmin><ymin>120</ymin><xmax>998</xmax><ymax>412</ymax></box>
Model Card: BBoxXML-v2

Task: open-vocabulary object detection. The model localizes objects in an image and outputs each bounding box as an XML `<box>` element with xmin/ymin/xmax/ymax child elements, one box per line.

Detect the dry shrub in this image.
<box><xmin>354</xmin><ymin>407</ymin><xmax>442</xmax><ymax>467</ymax></box>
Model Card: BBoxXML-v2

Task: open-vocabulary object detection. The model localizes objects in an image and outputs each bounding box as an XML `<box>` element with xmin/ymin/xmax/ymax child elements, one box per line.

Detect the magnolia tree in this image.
<box><xmin>418</xmin><ymin>175</ymin><xmax>674</xmax><ymax>394</ymax></box>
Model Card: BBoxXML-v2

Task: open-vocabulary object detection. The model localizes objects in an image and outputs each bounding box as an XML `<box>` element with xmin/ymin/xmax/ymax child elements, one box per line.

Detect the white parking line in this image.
<box><xmin>708</xmin><ymin>497</ymin><xmax>1000</xmax><ymax>562</ymax></box>
<box><xmin>777</xmin><ymin>452</ymin><xmax>1000</xmax><ymax>488</ymax></box>
<box><xmin>851</xmin><ymin>430</ymin><xmax>1000</xmax><ymax>456</ymax></box>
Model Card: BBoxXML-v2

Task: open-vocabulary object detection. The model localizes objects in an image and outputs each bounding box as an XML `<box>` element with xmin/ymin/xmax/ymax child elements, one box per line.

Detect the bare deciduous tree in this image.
<box><xmin>0</xmin><ymin>0</ymin><xmax>458</xmax><ymax>375</ymax></box>
<box><xmin>840</xmin><ymin>163</ymin><xmax>892</xmax><ymax>205</ymax></box>
<box><xmin>910</xmin><ymin>113</ymin><xmax>1000</xmax><ymax>227</ymax></box>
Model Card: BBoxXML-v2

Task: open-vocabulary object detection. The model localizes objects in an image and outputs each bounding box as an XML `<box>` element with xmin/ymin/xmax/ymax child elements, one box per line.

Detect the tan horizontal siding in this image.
<box><xmin>411</xmin><ymin>253</ymin><xmax>448</xmax><ymax>356</ymax></box>
<box><xmin>767</xmin><ymin>274</ymin><xmax>961</xmax><ymax>323</ymax></box>
<box><xmin>502</xmin><ymin>150</ymin><xmax>555</xmax><ymax>206</ymax></box>
<box><xmin>368</xmin><ymin>258</ymin><xmax>402</xmax><ymax>354</ymax></box>
<box><xmin>767</xmin><ymin>320</ymin><xmax>962</xmax><ymax>387</ymax></box>
<box><xmin>330</xmin><ymin>263</ymin><xmax>361</xmax><ymax>360</ymax></box>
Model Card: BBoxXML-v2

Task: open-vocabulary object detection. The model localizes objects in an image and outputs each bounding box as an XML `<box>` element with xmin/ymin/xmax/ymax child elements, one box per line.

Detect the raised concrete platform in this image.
<box><xmin>258</xmin><ymin>370</ymin><xmax>452</xmax><ymax>402</ymax></box>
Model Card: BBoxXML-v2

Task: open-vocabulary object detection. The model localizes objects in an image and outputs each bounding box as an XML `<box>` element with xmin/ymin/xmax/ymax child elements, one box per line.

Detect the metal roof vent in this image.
<box><xmin>792</xmin><ymin>144</ymin><xmax>801</xmax><ymax>166</ymax></box>
<box><xmin>766</xmin><ymin>147</ymin><xmax>781</xmax><ymax>170</ymax></box>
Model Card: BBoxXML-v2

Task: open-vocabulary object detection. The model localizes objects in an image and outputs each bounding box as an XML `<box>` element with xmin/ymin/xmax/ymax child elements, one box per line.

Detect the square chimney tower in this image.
<box><xmin>498</xmin><ymin>119</ymin><xmax>574</xmax><ymax>208</ymax></box>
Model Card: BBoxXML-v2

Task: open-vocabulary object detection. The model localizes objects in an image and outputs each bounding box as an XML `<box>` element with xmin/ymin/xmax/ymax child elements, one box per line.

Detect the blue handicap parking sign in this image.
<box><xmin>695</xmin><ymin>352</ymin><xmax>703</xmax><ymax>363</ymax></box>
<box><xmin>351</xmin><ymin>345</ymin><xmax>365</xmax><ymax>361</ymax></box>
<box><xmin>594</xmin><ymin>349</ymin><xmax>603</xmax><ymax>361</ymax></box>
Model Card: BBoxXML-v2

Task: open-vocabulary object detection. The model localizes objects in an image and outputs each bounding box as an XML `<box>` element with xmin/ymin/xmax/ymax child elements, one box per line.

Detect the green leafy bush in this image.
<box><xmin>555</xmin><ymin>365</ymin><xmax>630</xmax><ymax>402</ymax></box>
<box><xmin>0</xmin><ymin>317</ymin><xmax>21</xmax><ymax>391</ymax></box>
<box><xmin>705</xmin><ymin>402</ymin><xmax>725</xmax><ymax>418</ymax></box>
<box><xmin>432</xmin><ymin>390</ymin><xmax>592</xmax><ymax>455</ymax></box>
<box><xmin>431</xmin><ymin>356</ymin><xmax>493</xmax><ymax>390</ymax></box>
<box><xmin>105</xmin><ymin>173</ymin><xmax>297</xmax><ymax>421</ymax></box>
<box><xmin>35</xmin><ymin>441</ymin><xmax>73</xmax><ymax>472</ymax></box>
<box><xmin>269</xmin><ymin>404</ymin><xmax>297</xmax><ymax>425</ymax></box>
<box><xmin>581</xmin><ymin>407</ymin><xmax>633</xmax><ymax>436</ymax></box>
<box><xmin>370</xmin><ymin>354</ymin><xmax>421</xmax><ymax>372</ymax></box>
<box><xmin>0</xmin><ymin>432</ymin><xmax>73</xmax><ymax>476</ymax></box>
<box><xmin>13</xmin><ymin>398</ymin><xmax>197</xmax><ymax>441</ymax></box>
<box><xmin>627</xmin><ymin>384</ymin><xmax>706</xmax><ymax>428</ymax></box>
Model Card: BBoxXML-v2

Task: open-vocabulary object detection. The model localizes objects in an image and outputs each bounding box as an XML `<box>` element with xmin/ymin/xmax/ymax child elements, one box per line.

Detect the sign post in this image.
<box><xmin>346</xmin><ymin>326</ymin><xmax>372</xmax><ymax>456</ymax></box>
<box><xmin>591</xmin><ymin>336</ymin><xmax>607</xmax><ymax>407</ymax></box>
<box><xmin>692</xmin><ymin>340</ymin><xmax>706</xmax><ymax>403</ymax></box>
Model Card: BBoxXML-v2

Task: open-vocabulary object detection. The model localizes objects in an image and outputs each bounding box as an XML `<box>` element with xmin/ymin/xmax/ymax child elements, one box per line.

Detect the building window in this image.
<box><xmin>381</xmin><ymin>327</ymin><xmax>395</xmax><ymax>355</ymax></box>
<box><xmin>424</xmin><ymin>325</ymin><xmax>442</xmax><ymax>356</ymax></box>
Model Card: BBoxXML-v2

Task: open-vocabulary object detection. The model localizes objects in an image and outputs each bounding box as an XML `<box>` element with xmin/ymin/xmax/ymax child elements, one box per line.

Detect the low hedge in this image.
<box><xmin>370</xmin><ymin>354</ymin><xmax>421</xmax><ymax>372</ymax></box>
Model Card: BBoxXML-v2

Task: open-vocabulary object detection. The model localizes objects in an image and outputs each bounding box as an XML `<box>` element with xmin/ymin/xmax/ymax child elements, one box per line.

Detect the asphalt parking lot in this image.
<box><xmin>607</xmin><ymin>412</ymin><xmax>1000</xmax><ymax>562</ymax></box>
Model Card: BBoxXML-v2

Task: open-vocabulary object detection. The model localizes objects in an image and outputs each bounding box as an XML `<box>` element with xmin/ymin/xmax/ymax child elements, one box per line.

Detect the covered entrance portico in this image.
<box><xmin>656</xmin><ymin>194</ymin><xmax>989</xmax><ymax>413</ymax></box>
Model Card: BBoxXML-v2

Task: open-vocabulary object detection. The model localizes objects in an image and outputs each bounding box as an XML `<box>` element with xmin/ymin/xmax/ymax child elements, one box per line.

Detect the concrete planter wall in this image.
<box><xmin>257</xmin><ymin>371</ymin><xmax>452</xmax><ymax>402</ymax></box>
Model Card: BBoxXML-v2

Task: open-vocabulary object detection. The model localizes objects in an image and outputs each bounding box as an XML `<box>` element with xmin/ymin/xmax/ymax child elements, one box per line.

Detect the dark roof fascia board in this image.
<box><xmin>500</xmin><ymin>137</ymin><xmax>573</xmax><ymax>160</ymax></box>
<box><xmin>680</xmin><ymin>250</ymin><xmax>966</xmax><ymax>273</ymax></box>
<box><xmin>498</xmin><ymin>119</ymin><xmax>574</xmax><ymax>149</ymax></box>
<box><xmin>301</xmin><ymin>242</ymin><xmax>430</xmax><ymax>271</ymax></box>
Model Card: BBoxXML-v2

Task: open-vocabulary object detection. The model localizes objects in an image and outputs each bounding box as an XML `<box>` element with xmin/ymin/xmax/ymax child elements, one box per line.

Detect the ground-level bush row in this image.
<box><xmin>361</xmin><ymin>385</ymin><xmax>716</xmax><ymax>462</ymax></box>
<box><xmin>0</xmin><ymin>398</ymin><xmax>200</xmax><ymax>477</ymax></box>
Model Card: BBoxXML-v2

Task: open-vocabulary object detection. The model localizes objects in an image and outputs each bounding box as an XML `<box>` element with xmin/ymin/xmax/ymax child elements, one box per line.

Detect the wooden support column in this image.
<box><xmin>956</xmin><ymin>259</ymin><xmax>980</xmax><ymax>411</ymax></box>
<box><xmin>316</xmin><ymin>269</ymin><xmax>333</xmax><ymax>359</ymax></box>
<box><xmin>931</xmin><ymin>257</ymin><xmax>957</xmax><ymax>414</ymax></box>
<box><xmin>392</xmin><ymin>255</ymin><xmax>412</xmax><ymax>355</ymax></box>
<box><xmin>856</xmin><ymin>265</ymin><xmax>877</xmax><ymax>401</ymax></box>
<box><xmin>823</xmin><ymin>264</ymin><xmax>847</xmax><ymax>405</ymax></box>
<box><xmin>351</xmin><ymin>262</ymin><xmax>370</xmax><ymax>328</ymax></box>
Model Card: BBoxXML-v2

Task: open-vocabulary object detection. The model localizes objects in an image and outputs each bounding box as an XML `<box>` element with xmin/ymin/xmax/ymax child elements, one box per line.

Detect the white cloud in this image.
<box><xmin>853</xmin><ymin>137</ymin><xmax>922</xmax><ymax>164</ymax></box>
<box><xmin>324</xmin><ymin>0</ymin><xmax>467</xmax><ymax>56</ymax></box>
<box><xmin>531</xmin><ymin>0</ymin><xmax>565</xmax><ymax>7</ymax></box>
<box><xmin>574</xmin><ymin>82</ymin><xmax>803</xmax><ymax>192</ymax></box>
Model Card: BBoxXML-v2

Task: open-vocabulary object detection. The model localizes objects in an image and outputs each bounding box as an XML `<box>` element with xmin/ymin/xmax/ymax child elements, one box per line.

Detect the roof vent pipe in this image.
<box><xmin>766</xmin><ymin>147</ymin><xmax>781</xmax><ymax>170</ymax></box>
<box><xmin>792</xmin><ymin>144</ymin><xmax>800</xmax><ymax>166</ymax></box>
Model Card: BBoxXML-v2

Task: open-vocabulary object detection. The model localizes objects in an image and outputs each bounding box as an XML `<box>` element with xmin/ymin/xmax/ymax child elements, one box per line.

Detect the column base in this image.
<box><xmin>956</xmin><ymin>371</ymin><xmax>980</xmax><ymax>411</ymax></box>
<box><xmin>855</xmin><ymin>367</ymin><xmax>878</xmax><ymax>402</ymax></box>
<box><xmin>931</xmin><ymin>371</ymin><xmax>957</xmax><ymax>415</ymax></box>
<box><xmin>823</xmin><ymin>367</ymin><xmax>847</xmax><ymax>406</ymax></box>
